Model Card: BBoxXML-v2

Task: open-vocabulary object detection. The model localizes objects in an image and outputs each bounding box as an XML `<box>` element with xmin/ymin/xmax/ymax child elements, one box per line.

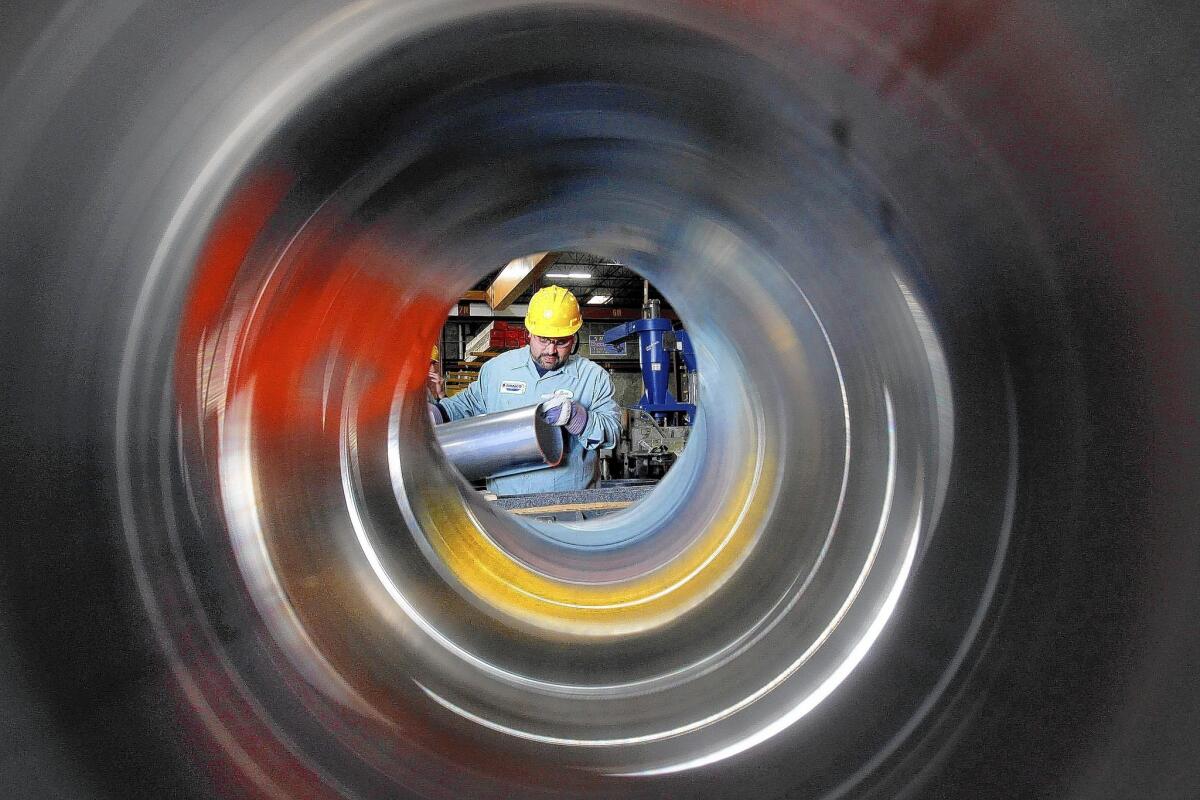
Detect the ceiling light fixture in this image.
<box><xmin>545</xmin><ymin>272</ymin><xmax>592</xmax><ymax>279</ymax></box>
<box><xmin>587</xmin><ymin>295</ymin><xmax>611</xmax><ymax>305</ymax></box>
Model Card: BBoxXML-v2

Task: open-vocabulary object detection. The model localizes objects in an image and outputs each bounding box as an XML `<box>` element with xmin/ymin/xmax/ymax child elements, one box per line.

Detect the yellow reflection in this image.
<box><xmin>417</xmin><ymin>441</ymin><xmax>774</xmax><ymax>638</ymax></box>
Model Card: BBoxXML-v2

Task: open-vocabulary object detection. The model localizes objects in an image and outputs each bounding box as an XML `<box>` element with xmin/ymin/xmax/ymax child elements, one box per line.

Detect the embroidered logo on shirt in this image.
<box><xmin>540</xmin><ymin>388</ymin><xmax>574</xmax><ymax>400</ymax></box>
<box><xmin>500</xmin><ymin>380</ymin><xmax>527</xmax><ymax>394</ymax></box>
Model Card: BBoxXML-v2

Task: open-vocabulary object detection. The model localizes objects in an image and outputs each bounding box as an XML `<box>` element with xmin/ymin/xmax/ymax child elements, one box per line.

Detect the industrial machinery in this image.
<box><xmin>603</xmin><ymin>295</ymin><xmax>697</xmax><ymax>479</ymax></box>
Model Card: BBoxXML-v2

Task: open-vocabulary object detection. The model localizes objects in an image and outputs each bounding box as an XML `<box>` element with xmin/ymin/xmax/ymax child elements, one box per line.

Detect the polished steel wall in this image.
<box><xmin>1</xmin><ymin>2</ymin><xmax>1197</xmax><ymax>799</ymax></box>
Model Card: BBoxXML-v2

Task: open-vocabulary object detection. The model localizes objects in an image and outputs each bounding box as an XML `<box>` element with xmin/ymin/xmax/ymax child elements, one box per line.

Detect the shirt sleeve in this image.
<box><xmin>578</xmin><ymin>368</ymin><xmax>621</xmax><ymax>451</ymax></box>
<box><xmin>437</xmin><ymin>366</ymin><xmax>488</xmax><ymax>420</ymax></box>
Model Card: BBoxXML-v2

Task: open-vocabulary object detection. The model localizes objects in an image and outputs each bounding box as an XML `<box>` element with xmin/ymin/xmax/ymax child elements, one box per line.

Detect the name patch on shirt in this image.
<box><xmin>499</xmin><ymin>380</ymin><xmax>527</xmax><ymax>395</ymax></box>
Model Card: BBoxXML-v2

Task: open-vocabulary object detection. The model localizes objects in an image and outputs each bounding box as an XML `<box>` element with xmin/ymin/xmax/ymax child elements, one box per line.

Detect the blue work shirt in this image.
<box><xmin>438</xmin><ymin>346</ymin><xmax>621</xmax><ymax>495</ymax></box>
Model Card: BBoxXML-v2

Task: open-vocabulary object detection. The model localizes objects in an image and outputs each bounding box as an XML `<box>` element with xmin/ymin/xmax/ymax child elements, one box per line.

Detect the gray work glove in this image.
<box><xmin>541</xmin><ymin>397</ymin><xmax>588</xmax><ymax>436</ymax></box>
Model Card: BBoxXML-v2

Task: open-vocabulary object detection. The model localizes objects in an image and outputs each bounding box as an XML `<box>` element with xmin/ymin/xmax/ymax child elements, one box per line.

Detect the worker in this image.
<box><xmin>433</xmin><ymin>285</ymin><xmax>621</xmax><ymax>495</ymax></box>
<box><xmin>426</xmin><ymin>346</ymin><xmax>445</xmax><ymax>424</ymax></box>
<box><xmin>428</xmin><ymin>345</ymin><xmax>445</xmax><ymax>401</ymax></box>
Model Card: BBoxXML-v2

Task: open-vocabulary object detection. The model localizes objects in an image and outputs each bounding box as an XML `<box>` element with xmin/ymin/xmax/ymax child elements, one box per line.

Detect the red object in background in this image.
<box><xmin>487</xmin><ymin>321</ymin><xmax>529</xmax><ymax>351</ymax></box>
<box><xmin>488</xmin><ymin>323</ymin><xmax>505</xmax><ymax>350</ymax></box>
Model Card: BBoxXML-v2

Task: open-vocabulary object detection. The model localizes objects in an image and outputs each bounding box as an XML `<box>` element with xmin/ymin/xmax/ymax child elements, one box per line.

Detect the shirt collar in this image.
<box><xmin>510</xmin><ymin>346</ymin><xmax>532</xmax><ymax>371</ymax></box>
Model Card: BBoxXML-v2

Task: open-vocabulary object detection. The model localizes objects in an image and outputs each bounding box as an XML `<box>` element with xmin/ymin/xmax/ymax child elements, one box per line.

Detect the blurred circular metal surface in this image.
<box><xmin>165</xmin><ymin>10</ymin><xmax>950</xmax><ymax>784</ymax></box>
<box><xmin>1</xmin><ymin>2</ymin><xmax>1198</xmax><ymax>800</ymax></box>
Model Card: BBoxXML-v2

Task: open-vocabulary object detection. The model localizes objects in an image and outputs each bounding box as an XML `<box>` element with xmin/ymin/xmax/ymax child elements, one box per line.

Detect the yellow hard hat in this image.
<box><xmin>430</xmin><ymin>345</ymin><xmax>440</xmax><ymax>362</ymax></box>
<box><xmin>525</xmin><ymin>285</ymin><xmax>582</xmax><ymax>337</ymax></box>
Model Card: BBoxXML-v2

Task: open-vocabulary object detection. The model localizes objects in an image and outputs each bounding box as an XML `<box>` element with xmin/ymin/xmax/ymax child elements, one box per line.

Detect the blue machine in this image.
<box><xmin>602</xmin><ymin>300</ymin><xmax>697</xmax><ymax>424</ymax></box>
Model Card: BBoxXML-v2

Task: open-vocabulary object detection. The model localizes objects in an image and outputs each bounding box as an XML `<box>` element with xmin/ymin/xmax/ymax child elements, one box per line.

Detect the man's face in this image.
<box><xmin>529</xmin><ymin>333</ymin><xmax>573</xmax><ymax>371</ymax></box>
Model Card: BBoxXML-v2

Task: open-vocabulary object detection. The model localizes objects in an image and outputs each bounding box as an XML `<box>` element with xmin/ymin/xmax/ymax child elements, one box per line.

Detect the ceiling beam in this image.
<box><xmin>486</xmin><ymin>252</ymin><xmax>560</xmax><ymax>310</ymax></box>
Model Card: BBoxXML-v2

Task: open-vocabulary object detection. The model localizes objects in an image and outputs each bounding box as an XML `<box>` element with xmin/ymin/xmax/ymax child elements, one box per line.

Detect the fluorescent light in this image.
<box><xmin>545</xmin><ymin>272</ymin><xmax>592</xmax><ymax>279</ymax></box>
<box><xmin>587</xmin><ymin>295</ymin><xmax>611</xmax><ymax>305</ymax></box>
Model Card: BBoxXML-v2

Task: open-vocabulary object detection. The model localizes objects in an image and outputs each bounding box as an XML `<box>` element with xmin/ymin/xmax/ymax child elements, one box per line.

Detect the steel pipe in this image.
<box><xmin>435</xmin><ymin>403</ymin><xmax>564</xmax><ymax>482</ymax></box>
<box><xmin>1</xmin><ymin>2</ymin><xmax>1198</xmax><ymax>799</ymax></box>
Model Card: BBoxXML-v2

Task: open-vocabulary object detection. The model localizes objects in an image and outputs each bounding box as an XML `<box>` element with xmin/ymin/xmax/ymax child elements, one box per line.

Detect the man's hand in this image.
<box><xmin>541</xmin><ymin>396</ymin><xmax>573</xmax><ymax>427</ymax></box>
<box><xmin>428</xmin><ymin>367</ymin><xmax>445</xmax><ymax>399</ymax></box>
<box><xmin>541</xmin><ymin>397</ymin><xmax>589</xmax><ymax>436</ymax></box>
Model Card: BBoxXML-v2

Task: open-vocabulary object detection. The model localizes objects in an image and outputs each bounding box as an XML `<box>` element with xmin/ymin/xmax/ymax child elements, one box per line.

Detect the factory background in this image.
<box><xmin>434</xmin><ymin>251</ymin><xmax>696</xmax><ymax>512</ymax></box>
